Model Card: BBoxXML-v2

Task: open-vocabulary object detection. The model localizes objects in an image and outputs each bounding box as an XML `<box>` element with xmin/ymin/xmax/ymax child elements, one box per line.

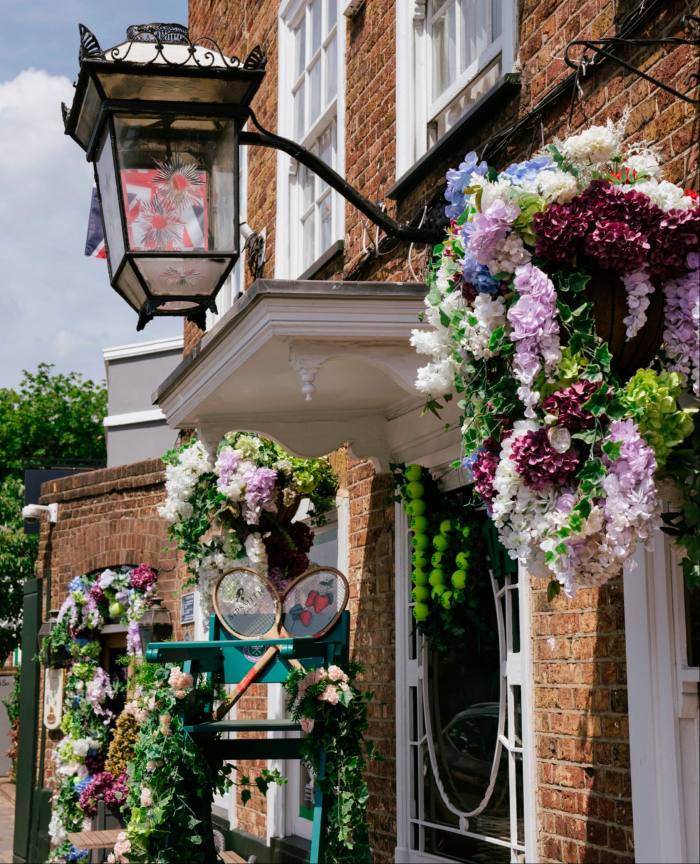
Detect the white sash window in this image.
<box><xmin>278</xmin><ymin>0</ymin><xmax>345</xmax><ymax>277</ymax></box>
<box><xmin>396</xmin><ymin>0</ymin><xmax>517</xmax><ymax>177</ymax></box>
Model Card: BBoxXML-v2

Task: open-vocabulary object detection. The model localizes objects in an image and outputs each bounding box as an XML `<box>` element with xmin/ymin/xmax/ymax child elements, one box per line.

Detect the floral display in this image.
<box><xmin>160</xmin><ymin>432</ymin><xmax>338</xmax><ymax>610</ymax></box>
<box><xmin>285</xmin><ymin>663</ymin><xmax>375</xmax><ymax>863</ymax></box>
<box><xmin>412</xmin><ymin>118</ymin><xmax>699</xmax><ymax>595</ymax></box>
<box><xmin>46</xmin><ymin>565</ymin><xmax>161</xmax><ymax>863</ymax></box>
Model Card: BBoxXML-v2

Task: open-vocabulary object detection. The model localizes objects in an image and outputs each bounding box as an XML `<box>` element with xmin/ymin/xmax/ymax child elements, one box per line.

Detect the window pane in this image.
<box><xmin>294</xmin><ymin>83</ymin><xmax>306</xmax><ymax>138</ymax></box>
<box><xmin>431</xmin><ymin>0</ymin><xmax>456</xmax><ymax>99</ymax></box>
<box><xmin>302</xmin><ymin>213</ymin><xmax>315</xmax><ymax>268</ymax></box>
<box><xmin>492</xmin><ymin>0</ymin><xmax>502</xmax><ymax>39</ymax></box>
<box><xmin>325</xmin><ymin>34</ymin><xmax>337</xmax><ymax>105</ymax></box>
<box><xmin>461</xmin><ymin>0</ymin><xmax>490</xmax><ymax>72</ymax></box>
<box><xmin>326</xmin><ymin>0</ymin><xmax>337</xmax><ymax>33</ymax></box>
<box><xmin>301</xmin><ymin>164</ymin><xmax>314</xmax><ymax>211</ymax></box>
<box><xmin>310</xmin><ymin>0</ymin><xmax>322</xmax><ymax>53</ymax></box>
<box><xmin>295</xmin><ymin>21</ymin><xmax>306</xmax><ymax>78</ymax></box>
<box><xmin>309</xmin><ymin>57</ymin><xmax>322</xmax><ymax>124</ymax></box>
<box><xmin>320</xmin><ymin>193</ymin><xmax>332</xmax><ymax>250</ymax></box>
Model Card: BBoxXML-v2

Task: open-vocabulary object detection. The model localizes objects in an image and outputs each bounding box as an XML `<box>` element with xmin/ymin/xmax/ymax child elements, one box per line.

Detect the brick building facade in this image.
<box><xmin>36</xmin><ymin>1</ymin><xmax>699</xmax><ymax>862</ymax></box>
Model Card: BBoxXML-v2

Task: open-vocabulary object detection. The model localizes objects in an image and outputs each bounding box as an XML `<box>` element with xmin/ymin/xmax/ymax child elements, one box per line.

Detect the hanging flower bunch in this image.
<box><xmin>160</xmin><ymin>432</ymin><xmax>338</xmax><ymax>613</ymax></box>
<box><xmin>46</xmin><ymin>565</ymin><xmax>160</xmax><ymax>863</ymax></box>
<box><xmin>412</xmin><ymin>119</ymin><xmax>699</xmax><ymax>595</ymax></box>
<box><xmin>285</xmin><ymin>663</ymin><xmax>375</xmax><ymax>864</ymax></box>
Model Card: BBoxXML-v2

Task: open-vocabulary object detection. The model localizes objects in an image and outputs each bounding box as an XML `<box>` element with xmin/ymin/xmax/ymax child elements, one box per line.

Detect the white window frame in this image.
<box><xmin>207</xmin><ymin>142</ymin><xmax>248</xmax><ymax>329</ymax></box>
<box><xmin>394</xmin><ymin>499</ymin><xmax>537</xmax><ymax>863</ymax></box>
<box><xmin>395</xmin><ymin>0</ymin><xmax>517</xmax><ymax>178</ymax></box>
<box><xmin>276</xmin><ymin>0</ymin><xmax>346</xmax><ymax>279</ymax></box>
<box><xmin>624</xmin><ymin>495</ymin><xmax>699</xmax><ymax>864</ymax></box>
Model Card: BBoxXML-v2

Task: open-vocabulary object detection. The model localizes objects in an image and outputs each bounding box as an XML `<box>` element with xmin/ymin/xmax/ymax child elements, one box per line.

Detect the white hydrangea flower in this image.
<box><xmin>414</xmin><ymin>357</ymin><xmax>456</xmax><ymax>398</ymax></box>
<box><xmin>536</xmin><ymin>168</ymin><xmax>579</xmax><ymax>203</ymax></box>
<box><xmin>49</xmin><ymin>809</ymin><xmax>66</xmax><ymax>843</ymax></box>
<box><xmin>159</xmin><ymin>439</ymin><xmax>212</xmax><ymax>524</ymax></box>
<box><xmin>463</xmin><ymin>294</ymin><xmax>507</xmax><ymax>360</ymax></box>
<box><xmin>622</xmin><ymin>179</ymin><xmax>695</xmax><ymax>211</ymax></box>
<box><xmin>560</xmin><ymin>119</ymin><xmax>622</xmax><ymax>166</ymax></box>
<box><xmin>479</xmin><ymin>177</ymin><xmax>515</xmax><ymax>211</ymax></box>
<box><xmin>624</xmin><ymin>149</ymin><xmax>662</xmax><ymax>178</ymax></box>
<box><xmin>410</xmin><ymin>327</ymin><xmax>451</xmax><ymax>359</ymax></box>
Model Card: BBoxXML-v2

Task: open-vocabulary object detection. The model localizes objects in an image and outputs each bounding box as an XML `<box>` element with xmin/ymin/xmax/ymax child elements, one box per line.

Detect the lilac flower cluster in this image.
<box><xmin>244</xmin><ymin>467</ymin><xmax>278</xmax><ymax>523</ymax></box>
<box><xmin>622</xmin><ymin>269</ymin><xmax>655</xmax><ymax>339</ymax></box>
<box><xmin>444</xmin><ymin>152</ymin><xmax>488</xmax><ymax>219</ymax></box>
<box><xmin>467</xmin><ymin>199</ymin><xmax>520</xmax><ymax>268</ymax></box>
<box><xmin>460</xmin><ymin>223</ymin><xmax>500</xmax><ymax>293</ymax></box>
<box><xmin>602</xmin><ymin>419</ymin><xmax>658</xmax><ymax>559</ymax></box>
<box><xmin>510</xmin><ymin>428</ymin><xmax>579</xmax><ymax>491</ymax></box>
<box><xmin>216</xmin><ymin>447</ymin><xmax>242</xmax><ymax>490</ymax></box>
<box><xmin>86</xmin><ymin>667</ymin><xmax>115</xmax><ymax>723</ymax></box>
<box><xmin>663</xmin><ymin>252</ymin><xmax>700</xmax><ymax>397</ymax></box>
<box><xmin>507</xmin><ymin>264</ymin><xmax>561</xmax><ymax>417</ymax></box>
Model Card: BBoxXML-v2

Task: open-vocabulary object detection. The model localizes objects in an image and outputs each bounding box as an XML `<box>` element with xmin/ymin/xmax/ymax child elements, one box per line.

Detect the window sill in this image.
<box><xmin>297</xmin><ymin>239</ymin><xmax>344</xmax><ymax>280</ymax></box>
<box><xmin>387</xmin><ymin>73</ymin><xmax>521</xmax><ymax>201</ymax></box>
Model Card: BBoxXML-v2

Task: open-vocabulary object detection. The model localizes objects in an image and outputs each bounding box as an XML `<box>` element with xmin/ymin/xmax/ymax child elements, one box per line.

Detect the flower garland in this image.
<box><xmin>46</xmin><ymin>565</ymin><xmax>160</xmax><ymax>863</ymax></box>
<box><xmin>412</xmin><ymin>119</ymin><xmax>699</xmax><ymax>595</ymax></box>
<box><xmin>284</xmin><ymin>663</ymin><xmax>375</xmax><ymax>864</ymax></box>
<box><xmin>160</xmin><ymin>432</ymin><xmax>338</xmax><ymax>614</ymax></box>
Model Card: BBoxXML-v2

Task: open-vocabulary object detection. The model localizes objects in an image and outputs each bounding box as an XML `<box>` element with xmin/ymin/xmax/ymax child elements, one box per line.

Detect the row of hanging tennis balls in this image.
<box><xmin>404</xmin><ymin>464</ymin><xmax>470</xmax><ymax>622</ymax></box>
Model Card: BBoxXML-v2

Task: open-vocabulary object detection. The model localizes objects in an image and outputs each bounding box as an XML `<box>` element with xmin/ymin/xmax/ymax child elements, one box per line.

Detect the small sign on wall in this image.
<box><xmin>43</xmin><ymin>667</ymin><xmax>64</xmax><ymax>730</ymax></box>
<box><xmin>180</xmin><ymin>592</ymin><xmax>195</xmax><ymax>625</ymax></box>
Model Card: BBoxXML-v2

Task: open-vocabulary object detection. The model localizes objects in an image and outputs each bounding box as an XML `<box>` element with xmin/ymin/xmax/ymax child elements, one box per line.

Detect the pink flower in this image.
<box><xmin>327</xmin><ymin>665</ymin><xmax>348</xmax><ymax>683</ymax></box>
<box><xmin>174</xmin><ymin>689</ymin><xmax>187</xmax><ymax>700</ymax></box>
<box><xmin>319</xmin><ymin>685</ymin><xmax>340</xmax><ymax>705</ymax></box>
<box><xmin>140</xmin><ymin>787</ymin><xmax>153</xmax><ymax>807</ymax></box>
<box><xmin>300</xmin><ymin>717</ymin><xmax>315</xmax><ymax>733</ymax></box>
<box><xmin>112</xmin><ymin>832</ymin><xmax>131</xmax><ymax>862</ymax></box>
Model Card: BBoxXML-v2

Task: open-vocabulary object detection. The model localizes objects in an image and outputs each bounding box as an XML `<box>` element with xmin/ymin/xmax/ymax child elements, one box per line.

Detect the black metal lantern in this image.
<box><xmin>137</xmin><ymin>595</ymin><xmax>173</xmax><ymax>654</ymax></box>
<box><xmin>63</xmin><ymin>23</ymin><xmax>265</xmax><ymax>329</ymax></box>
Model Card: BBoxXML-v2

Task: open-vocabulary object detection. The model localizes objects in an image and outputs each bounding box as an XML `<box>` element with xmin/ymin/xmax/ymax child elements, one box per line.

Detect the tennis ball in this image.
<box><xmin>411</xmin><ymin>585</ymin><xmax>429</xmax><ymax>602</ymax></box>
<box><xmin>432</xmin><ymin>534</ymin><xmax>449</xmax><ymax>552</ymax></box>
<box><xmin>413</xmin><ymin>602</ymin><xmax>430</xmax><ymax>621</ymax></box>
<box><xmin>461</xmin><ymin>525</ymin><xmax>471</xmax><ymax>539</ymax></box>
<box><xmin>412</xmin><ymin>568</ymin><xmax>428</xmax><ymax>586</ymax></box>
<box><xmin>412</xmin><ymin>552</ymin><xmax>428</xmax><ymax>568</ymax></box>
<box><xmin>431</xmin><ymin>584</ymin><xmax>446</xmax><ymax>598</ymax></box>
<box><xmin>405</xmin><ymin>481</ymin><xmax>425</xmax><ymax>500</ymax></box>
<box><xmin>455</xmin><ymin>551</ymin><xmax>470</xmax><ymax>570</ymax></box>
<box><xmin>441</xmin><ymin>591</ymin><xmax>453</xmax><ymax>609</ymax></box>
<box><xmin>439</xmin><ymin>519</ymin><xmax>453</xmax><ymax>535</ymax></box>
<box><xmin>411</xmin><ymin>515</ymin><xmax>429</xmax><ymax>534</ymax></box>
<box><xmin>405</xmin><ymin>464</ymin><xmax>423</xmax><ymax>482</ymax></box>
<box><xmin>406</xmin><ymin>499</ymin><xmax>427</xmax><ymax>517</ymax></box>
<box><xmin>431</xmin><ymin>551</ymin><xmax>445</xmax><ymax>567</ymax></box>
<box><xmin>451</xmin><ymin>570</ymin><xmax>467</xmax><ymax>589</ymax></box>
<box><xmin>412</xmin><ymin>533</ymin><xmax>430</xmax><ymax>551</ymax></box>
<box><xmin>428</xmin><ymin>569</ymin><xmax>445</xmax><ymax>586</ymax></box>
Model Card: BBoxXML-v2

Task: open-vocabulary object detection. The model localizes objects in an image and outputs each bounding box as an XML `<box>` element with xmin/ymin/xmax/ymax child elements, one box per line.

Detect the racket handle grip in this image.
<box><xmin>214</xmin><ymin>646</ymin><xmax>278</xmax><ymax>721</ymax></box>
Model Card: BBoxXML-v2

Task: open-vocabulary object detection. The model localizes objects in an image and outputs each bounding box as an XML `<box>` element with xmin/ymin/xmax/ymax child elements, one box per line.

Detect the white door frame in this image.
<box><xmin>624</xmin><ymin>510</ymin><xmax>700</xmax><ymax>864</ymax></box>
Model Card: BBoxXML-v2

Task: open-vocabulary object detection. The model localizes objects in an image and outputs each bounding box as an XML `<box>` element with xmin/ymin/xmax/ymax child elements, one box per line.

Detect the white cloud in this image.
<box><xmin>0</xmin><ymin>68</ymin><xmax>178</xmax><ymax>388</ymax></box>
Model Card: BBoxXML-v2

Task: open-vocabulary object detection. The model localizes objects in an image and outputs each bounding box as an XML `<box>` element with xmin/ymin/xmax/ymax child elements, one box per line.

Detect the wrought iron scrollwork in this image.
<box><xmin>126</xmin><ymin>23</ymin><xmax>190</xmax><ymax>44</ymax></box>
<box><xmin>564</xmin><ymin>14</ymin><xmax>700</xmax><ymax>105</ymax></box>
<box><xmin>244</xmin><ymin>45</ymin><xmax>267</xmax><ymax>70</ymax></box>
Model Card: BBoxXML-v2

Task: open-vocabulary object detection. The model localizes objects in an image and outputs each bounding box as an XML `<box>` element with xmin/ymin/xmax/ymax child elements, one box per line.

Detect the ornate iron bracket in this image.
<box><xmin>564</xmin><ymin>15</ymin><xmax>700</xmax><ymax>104</ymax></box>
<box><xmin>240</xmin><ymin>111</ymin><xmax>443</xmax><ymax>245</ymax></box>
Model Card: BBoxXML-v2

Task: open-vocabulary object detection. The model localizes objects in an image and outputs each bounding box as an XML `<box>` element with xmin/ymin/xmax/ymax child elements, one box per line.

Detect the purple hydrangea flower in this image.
<box><xmin>460</xmin><ymin>223</ymin><xmax>501</xmax><ymax>293</ymax></box>
<box><xmin>129</xmin><ymin>564</ymin><xmax>157</xmax><ymax>591</ymax></box>
<box><xmin>468</xmin><ymin>199</ymin><xmax>520</xmax><ymax>265</ymax></box>
<box><xmin>663</xmin><ymin>252</ymin><xmax>700</xmax><ymax>396</ymax></box>
<box><xmin>216</xmin><ymin>448</ymin><xmax>242</xmax><ymax>491</ymax></box>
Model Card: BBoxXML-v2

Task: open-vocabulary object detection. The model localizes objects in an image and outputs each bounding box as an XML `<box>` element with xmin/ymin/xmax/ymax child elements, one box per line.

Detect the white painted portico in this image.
<box><xmin>153</xmin><ymin>279</ymin><xmax>461</xmax><ymax>468</ymax></box>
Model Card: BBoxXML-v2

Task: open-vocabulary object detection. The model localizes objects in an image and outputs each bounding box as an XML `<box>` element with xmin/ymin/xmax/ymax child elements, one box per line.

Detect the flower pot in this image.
<box><xmin>585</xmin><ymin>263</ymin><xmax>665</xmax><ymax>380</ymax></box>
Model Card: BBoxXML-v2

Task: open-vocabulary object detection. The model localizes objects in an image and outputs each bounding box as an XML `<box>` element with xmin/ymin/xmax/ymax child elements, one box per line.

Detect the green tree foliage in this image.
<box><xmin>0</xmin><ymin>363</ymin><xmax>107</xmax><ymax>658</ymax></box>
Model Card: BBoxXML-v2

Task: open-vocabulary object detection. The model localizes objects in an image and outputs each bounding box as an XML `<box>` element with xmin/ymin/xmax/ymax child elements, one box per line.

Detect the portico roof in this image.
<box><xmin>154</xmin><ymin>279</ymin><xmax>461</xmax><ymax>469</ymax></box>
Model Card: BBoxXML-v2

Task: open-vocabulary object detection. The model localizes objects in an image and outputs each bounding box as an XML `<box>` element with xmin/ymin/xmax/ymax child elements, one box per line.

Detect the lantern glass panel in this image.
<box><xmin>95</xmin><ymin>128</ymin><xmax>126</xmax><ymax>276</ymax></box>
<box><xmin>114</xmin><ymin>115</ymin><xmax>236</xmax><ymax>250</ymax></box>
<box><xmin>117</xmin><ymin>260</ymin><xmax>149</xmax><ymax>310</ymax></box>
<box><xmin>96</xmin><ymin>70</ymin><xmax>252</xmax><ymax>105</ymax></box>
<box><xmin>137</xmin><ymin>257</ymin><xmax>232</xmax><ymax>305</ymax></box>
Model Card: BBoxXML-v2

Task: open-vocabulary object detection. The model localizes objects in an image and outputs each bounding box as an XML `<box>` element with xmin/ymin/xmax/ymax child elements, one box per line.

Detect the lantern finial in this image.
<box><xmin>78</xmin><ymin>24</ymin><xmax>102</xmax><ymax>61</ymax></box>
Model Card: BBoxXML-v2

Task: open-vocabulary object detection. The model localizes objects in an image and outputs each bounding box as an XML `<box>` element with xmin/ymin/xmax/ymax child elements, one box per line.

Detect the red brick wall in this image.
<box><xmin>533</xmin><ymin>578</ymin><xmax>633</xmax><ymax>862</ymax></box>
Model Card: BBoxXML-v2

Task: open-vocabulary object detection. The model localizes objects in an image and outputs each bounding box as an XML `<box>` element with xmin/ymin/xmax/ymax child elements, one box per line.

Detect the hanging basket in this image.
<box><xmin>585</xmin><ymin>263</ymin><xmax>665</xmax><ymax>380</ymax></box>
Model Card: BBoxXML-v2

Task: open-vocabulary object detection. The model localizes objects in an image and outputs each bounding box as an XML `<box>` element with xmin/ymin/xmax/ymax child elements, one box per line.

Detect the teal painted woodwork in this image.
<box><xmin>145</xmin><ymin>610</ymin><xmax>351</xmax><ymax>863</ymax></box>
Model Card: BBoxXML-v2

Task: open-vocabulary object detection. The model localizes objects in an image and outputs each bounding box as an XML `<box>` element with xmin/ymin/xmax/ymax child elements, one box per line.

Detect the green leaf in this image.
<box><xmin>602</xmin><ymin>440</ymin><xmax>622</xmax><ymax>461</ymax></box>
<box><xmin>547</xmin><ymin>580</ymin><xmax>561</xmax><ymax>601</ymax></box>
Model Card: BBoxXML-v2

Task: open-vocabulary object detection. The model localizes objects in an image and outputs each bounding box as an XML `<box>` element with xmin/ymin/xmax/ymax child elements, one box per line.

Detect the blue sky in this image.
<box><xmin>0</xmin><ymin>1</ymin><xmax>187</xmax><ymax>388</ymax></box>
